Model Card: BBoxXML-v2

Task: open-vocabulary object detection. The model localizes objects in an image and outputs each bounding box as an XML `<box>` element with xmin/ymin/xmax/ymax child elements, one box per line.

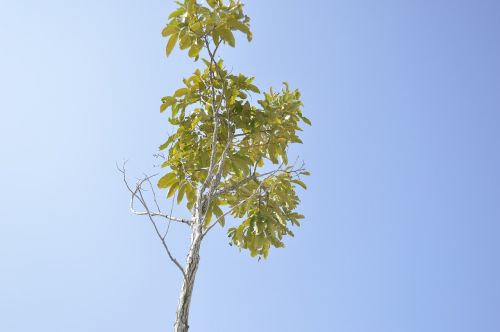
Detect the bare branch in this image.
<box><xmin>118</xmin><ymin>164</ymin><xmax>191</xmax><ymax>225</ymax></box>
<box><xmin>143</xmin><ymin>175</ymin><xmax>175</xmax><ymax>240</ymax></box>
<box><xmin>137</xmin><ymin>188</ymin><xmax>187</xmax><ymax>280</ymax></box>
<box><xmin>163</xmin><ymin>191</ymin><xmax>176</xmax><ymax>240</ymax></box>
<box><xmin>130</xmin><ymin>209</ymin><xmax>191</xmax><ymax>224</ymax></box>
<box><xmin>118</xmin><ymin>163</ymin><xmax>188</xmax><ymax>279</ymax></box>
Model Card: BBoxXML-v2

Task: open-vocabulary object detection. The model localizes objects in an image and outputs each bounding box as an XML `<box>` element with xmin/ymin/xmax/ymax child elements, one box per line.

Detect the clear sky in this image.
<box><xmin>1</xmin><ymin>0</ymin><xmax>500</xmax><ymax>331</ymax></box>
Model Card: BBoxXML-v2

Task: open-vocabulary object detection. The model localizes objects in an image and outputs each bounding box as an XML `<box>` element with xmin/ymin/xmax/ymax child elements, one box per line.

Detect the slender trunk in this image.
<box><xmin>173</xmin><ymin>219</ymin><xmax>203</xmax><ymax>332</ymax></box>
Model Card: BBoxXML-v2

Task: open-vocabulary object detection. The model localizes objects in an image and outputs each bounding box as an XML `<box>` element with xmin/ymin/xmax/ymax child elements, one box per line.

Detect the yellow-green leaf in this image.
<box><xmin>248</xmin><ymin>84</ymin><xmax>260</xmax><ymax>94</ymax></box>
<box><xmin>179</xmin><ymin>34</ymin><xmax>191</xmax><ymax>50</ymax></box>
<box><xmin>213</xmin><ymin>205</ymin><xmax>225</xmax><ymax>226</ymax></box>
<box><xmin>185</xmin><ymin>184</ymin><xmax>196</xmax><ymax>204</ymax></box>
<box><xmin>220</xmin><ymin>29</ymin><xmax>235</xmax><ymax>47</ymax></box>
<box><xmin>301</xmin><ymin>116</ymin><xmax>311</xmax><ymax>125</ymax></box>
<box><xmin>168</xmin><ymin>8</ymin><xmax>185</xmax><ymax>19</ymax></box>
<box><xmin>188</xmin><ymin>44</ymin><xmax>202</xmax><ymax>58</ymax></box>
<box><xmin>204</xmin><ymin>205</ymin><xmax>213</xmax><ymax>227</ymax></box>
<box><xmin>174</xmin><ymin>88</ymin><xmax>189</xmax><ymax>97</ymax></box>
<box><xmin>167</xmin><ymin>181</ymin><xmax>179</xmax><ymax>198</ymax></box>
<box><xmin>166</xmin><ymin>33</ymin><xmax>178</xmax><ymax>56</ymax></box>
<box><xmin>190</xmin><ymin>21</ymin><xmax>203</xmax><ymax>32</ymax></box>
<box><xmin>291</xmin><ymin>179</ymin><xmax>307</xmax><ymax>190</ymax></box>
<box><xmin>160</xmin><ymin>96</ymin><xmax>176</xmax><ymax>112</ymax></box>
<box><xmin>158</xmin><ymin>172</ymin><xmax>177</xmax><ymax>188</ymax></box>
<box><xmin>177</xmin><ymin>182</ymin><xmax>186</xmax><ymax>203</ymax></box>
<box><xmin>162</xmin><ymin>24</ymin><xmax>178</xmax><ymax>37</ymax></box>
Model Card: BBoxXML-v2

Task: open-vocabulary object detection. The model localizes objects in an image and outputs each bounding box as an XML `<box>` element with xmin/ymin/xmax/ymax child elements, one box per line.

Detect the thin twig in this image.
<box><xmin>118</xmin><ymin>165</ymin><xmax>191</xmax><ymax>225</ymax></box>
<box><xmin>118</xmin><ymin>163</ymin><xmax>187</xmax><ymax>279</ymax></box>
<box><xmin>137</xmin><ymin>188</ymin><xmax>187</xmax><ymax>280</ymax></box>
<box><xmin>163</xmin><ymin>191</ymin><xmax>176</xmax><ymax>240</ymax></box>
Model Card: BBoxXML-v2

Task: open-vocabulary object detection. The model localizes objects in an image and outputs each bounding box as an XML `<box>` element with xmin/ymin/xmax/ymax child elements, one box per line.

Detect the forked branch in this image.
<box><xmin>203</xmin><ymin>161</ymin><xmax>306</xmax><ymax>237</ymax></box>
<box><xmin>118</xmin><ymin>163</ymin><xmax>188</xmax><ymax>279</ymax></box>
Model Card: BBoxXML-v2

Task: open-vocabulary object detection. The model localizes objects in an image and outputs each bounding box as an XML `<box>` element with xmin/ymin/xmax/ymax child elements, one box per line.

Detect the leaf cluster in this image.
<box><xmin>158</xmin><ymin>0</ymin><xmax>311</xmax><ymax>259</ymax></box>
<box><xmin>163</xmin><ymin>0</ymin><xmax>252</xmax><ymax>58</ymax></box>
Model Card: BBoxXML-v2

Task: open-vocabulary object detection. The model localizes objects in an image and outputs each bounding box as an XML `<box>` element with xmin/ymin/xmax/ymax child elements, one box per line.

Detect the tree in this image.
<box><xmin>119</xmin><ymin>1</ymin><xmax>310</xmax><ymax>331</ymax></box>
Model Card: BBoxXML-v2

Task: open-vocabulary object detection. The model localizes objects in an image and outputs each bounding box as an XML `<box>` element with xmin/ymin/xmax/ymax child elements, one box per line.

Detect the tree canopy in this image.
<box><xmin>157</xmin><ymin>0</ymin><xmax>310</xmax><ymax>259</ymax></box>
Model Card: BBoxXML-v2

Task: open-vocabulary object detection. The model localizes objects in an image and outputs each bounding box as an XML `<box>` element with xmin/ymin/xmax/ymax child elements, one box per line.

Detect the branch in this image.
<box><xmin>130</xmin><ymin>210</ymin><xmax>191</xmax><ymax>225</ymax></box>
<box><xmin>136</xmin><ymin>188</ymin><xmax>187</xmax><ymax>280</ymax></box>
<box><xmin>202</xmin><ymin>163</ymin><xmax>289</xmax><ymax>237</ymax></box>
<box><xmin>118</xmin><ymin>162</ymin><xmax>187</xmax><ymax>279</ymax></box>
<box><xmin>202</xmin><ymin>179</ymin><xmax>267</xmax><ymax>238</ymax></box>
<box><xmin>207</xmin><ymin>129</ymin><xmax>234</xmax><ymax>198</ymax></box>
<box><xmin>213</xmin><ymin>174</ymin><xmax>257</xmax><ymax>198</ymax></box>
<box><xmin>118</xmin><ymin>166</ymin><xmax>191</xmax><ymax>225</ymax></box>
<box><xmin>213</xmin><ymin>162</ymin><xmax>306</xmax><ymax>198</ymax></box>
<box><xmin>199</xmin><ymin>37</ymin><xmax>222</xmax><ymax>200</ymax></box>
<box><xmin>232</xmin><ymin>129</ymin><xmax>273</xmax><ymax>138</ymax></box>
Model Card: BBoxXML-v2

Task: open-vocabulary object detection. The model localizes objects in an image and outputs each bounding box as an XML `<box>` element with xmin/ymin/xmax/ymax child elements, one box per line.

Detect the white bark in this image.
<box><xmin>172</xmin><ymin>38</ymin><xmax>225</xmax><ymax>332</ymax></box>
<box><xmin>173</xmin><ymin>211</ymin><xmax>203</xmax><ymax>332</ymax></box>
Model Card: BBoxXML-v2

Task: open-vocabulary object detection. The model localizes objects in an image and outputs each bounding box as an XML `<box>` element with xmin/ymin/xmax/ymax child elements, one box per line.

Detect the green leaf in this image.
<box><xmin>202</xmin><ymin>58</ymin><xmax>211</xmax><ymax>67</ymax></box>
<box><xmin>204</xmin><ymin>205</ymin><xmax>213</xmax><ymax>226</ymax></box>
<box><xmin>262</xmin><ymin>244</ymin><xmax>269</xmax><ymax>259</ymax></box>
<box><xmin>248</xmin><ymin>84</ymin><xmax>260</xmax><ymax>94</ymax></box>
<box><xmin>162</xmin><ymin>24</ymin><xmax>178</xmax><ymax>37</ymax></box>
<box><xmin>227</xmin><ymin>19</ymin><xmax>251</xmax><ymax>41</ymax></box>
<box><xmin>301</xmin><ymin>116</ymin><xmax>311</xmax><ymax>125</ymax></box>
<box><xmin>207</xmin><ymin>0</ymin><xmax>217</xmax><ymax>8</ymax></box>
<box><xmin>291</xmin><ymin>179</ymin><xmax>307</xmax><ymax>190</ymax></box>
<box><xmin>177</xmin><ymin>182</ymin><xmax>186</xmax><ymax>203</ymax></box>
<box><xmin>229</xmin><ymin>19</ymin><xmax>249</xmax><ymax>33</ymax></box>
<box><xmin>188</xmin><ymin>44</ymin><xmax>202</xmax><ymax>58</ymax></box>
<box><xmin>159</xmin><ymin>135</ymin><xmax>176</xmax><ymax>151</ymax></box>
<box><xmin>160</xmin><ymin>96</ymin><xmax>176</xmax><ymax>112</ymax></box>
<box><xmin>174</xmin><ymin>88</ymin><xmax>189</xmax><ymax>97</ymax></box>
<box><xmin>213</xmin><ymin>205</ymin><xmax>225</xmax><ymax>227</ymax></box>
<box><xmin>179</xmin><ymin>34</ymin><xmax>191</xmax><ymax>50</ymax></box>
<box><xmin>168</xmin><ymin>8</ymin><xmax>185</xmax><ymax>20</ymax></box>
<box><xmin>171</xmin><ymin>103</ymin><xmax>179</xmax><ymax>118</ymax></box>
<box><xmin>167</xmin><ymin>181</ymin><xmax>179</xmax><ymax>198</ymax></box>
<box><xmin>190</xmin><ymin>21</ymin><xmax>203</xmax><ymax>32</ymax></box>
<box><xmin>158</xmin><ymin>172</ymin><xmax>177</xmax><ymax>188</ymax></box>
<box><xmin>212</xmin><ymin>30</ymin><xmax>220</xmax><ymax>45</ymax></box>
<box><xmin>166</xmin><ymin>33</ymin><xmax>178</xmax><ymax>56</ymax></box>
<box><xmin>185</xmin><ymin>184</ymin><xmax>197</xmax><ymax>204</ymax></box>
<box><xmin>220</xmin><ymin>29</ymin><xmax>235</xmax><ymax>47</ymax></box>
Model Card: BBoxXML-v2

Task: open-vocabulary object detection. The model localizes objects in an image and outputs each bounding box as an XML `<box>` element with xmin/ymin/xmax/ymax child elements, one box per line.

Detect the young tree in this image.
<box><xmin>120</xmin><ymin>1</ymin><xmax>310</xmax><ymax>331</ymax></box>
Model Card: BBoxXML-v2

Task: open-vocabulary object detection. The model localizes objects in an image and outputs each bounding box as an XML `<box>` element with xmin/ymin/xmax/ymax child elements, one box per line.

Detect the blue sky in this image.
<box><xmin>1</xmin><ymin>0</ymin><xmax>500</xmax><ymax>331</ymax></box>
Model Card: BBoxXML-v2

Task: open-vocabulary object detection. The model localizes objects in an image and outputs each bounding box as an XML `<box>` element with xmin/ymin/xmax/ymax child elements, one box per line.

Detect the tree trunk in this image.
<box><xmin>173</xmin><ymin>220</ymin><xmax>203</xmax><ymax>332</ymax></box>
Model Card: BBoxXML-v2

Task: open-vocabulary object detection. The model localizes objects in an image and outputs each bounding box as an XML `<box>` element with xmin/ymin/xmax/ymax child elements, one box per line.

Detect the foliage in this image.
<box><xmin>157</xmin><ymin>0</ymin><xmax>310</xmax><ymax>259</ymax></box>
